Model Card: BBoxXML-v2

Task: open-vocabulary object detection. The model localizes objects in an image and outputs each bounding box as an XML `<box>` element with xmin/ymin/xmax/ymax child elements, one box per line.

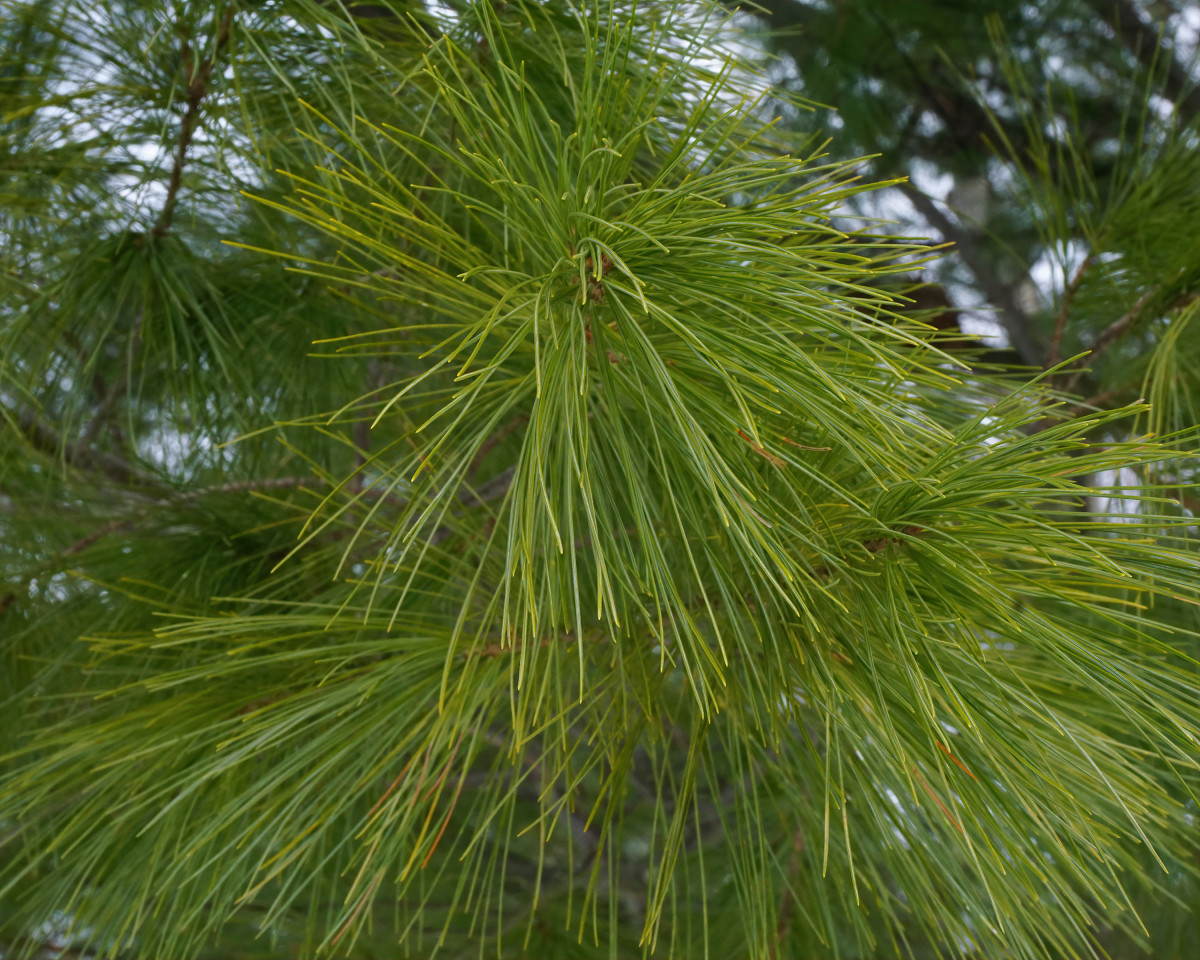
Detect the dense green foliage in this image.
<box><xmin>1</xmin><ymin>1</ymin><xmax>1198</xmax><ymax>957</ymax></box>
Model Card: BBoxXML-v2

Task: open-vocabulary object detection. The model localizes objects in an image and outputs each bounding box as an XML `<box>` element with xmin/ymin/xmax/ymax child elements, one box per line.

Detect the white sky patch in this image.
<box><xmin>1029</xmin><ymin>238</ymin><xmax>1090</xmax><ymax>307</ymax></box>
<box><xmin>1088</xmin><ymin>467</ymin><xmax>1144</xmax><ymax>522</ymax></box>
<box><xmin>949</xmin><ymin>283</ymin><xmax>1009</xmax><ymax>348</ymax></box>
<box><xmin>907</xmin><ymin>160</ymin><xmax>954</xmax><ymax>201</ymax></box>
<box><xmin>1169</xmin><ymin>4</ymin><xmax>1200</xmax><ymax>61</ymax></box>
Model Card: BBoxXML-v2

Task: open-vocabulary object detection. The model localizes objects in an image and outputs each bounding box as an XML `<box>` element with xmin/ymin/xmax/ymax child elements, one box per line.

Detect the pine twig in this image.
<box><xmin>0</xmin><ymin>477</ymin><xmax>313</xmax><ymax>615</ymax></box>
<box><xmin>1046</xmin><ymin>253</ymin><xmax>1094</xmax><ymax>368</ymax></box>
<box><xmin>153</xmin><ymin>6</ymin><xmax>234</xmax><ymax>238</ymax></box>
<box><xmin>1061</xmin><ymin>285</ymin><xmax>1158</xmax><ymax>393</ymax></box>
<box><xmin>13</xmin><ymin>407</ymin><xmax>157</xmax><ymax>487</ymax></box>
<box><xmin>1</xmin><ymin>518</ymin><xmax>133</xmax><ymax>616</ymax></box>
<box><xmin>812</xmin><ymin>525</ymin><xmax>924</xmax><ymax>581</ymax></box>
<box><xmin>1061</xmin><ymin>287</ymin><xmax>1198</xmax><ymax>394</ymax></box>
<box><xmin>176</xmin><ymin>476</ymin><xmax>312</xmax><ymax>501</ymax></box>
<box><xmin>768</xmin><ymin>830</ymin><xmax>805</xmax><ymax>960</ymax></box>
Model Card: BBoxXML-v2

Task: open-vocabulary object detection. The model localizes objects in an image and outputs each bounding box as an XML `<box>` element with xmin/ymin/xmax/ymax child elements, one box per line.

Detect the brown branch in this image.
<box><xmin>458</xmin><ymin>464</ymin><xmax>515</xmax><ymax>508</ymax></box>
<box><xmin>153</xmin><ymin>6</ymin><xmax>234</xmax><ymax>238</ymax></box>
<box><xmin>1046</xmin><ymin>253</ymin><xmax>1094</xmax><ymax>368</ymax></box>
<box><xmin>769</xmin><ymin>830</ymin><xmax>805</xmax><ymax>960</ymax></box>
<box><xmin>861</xmin><ymin>524</ymin><xmax>924</xmax><ymax>556</ymax></box>
<box><xmin>1048</xmin><ymin>287</ymin><xmax>1196</xmax><ymax>403</ymax></box>
<box><xmin>1059</xmin><ymin>286</ymin><xmax>1194</xmax><ymax>394</ymax></box>
<box><xmin>1076</xmin><ymin>285</ymin><xmax>1158</xmax><ymax>365</ymax></box>
<box><xmin>60</xmin><ymin>518</ymin><xmax>133</xmax><ymax>557</ymax></box>
<box><xmin>1065</xmin><ymin>383</ymin><xmax>1133</xmax><ymax>417</ymax></box>
<box><xmin>1</xmin><ymin>518</ymin><xmax>134</xmax><ymax>617</ymax></box>
<box><xmin>466</xmin><ymin>416</ymin><xmax>527</xmax><ymax>482</ymax></box>
<box><xmin>78</xmin><ymin>368</ymin><xmax>127</xmax><ymax>450</ymax></box>
<box><xmin>812</xmin><ymin>525</ymin><xmax>924</xmax><ymax>581</ymax></box>
<box><xmin>176</xmin><ymin>476</ymin><xmax>312</xmax><ymax>501</ymax></box>
<box><xmin>352</xmin><ymin>419</ymin><xmax>371</xmax><ymax>493</ymax></box>
<box><xmin>901</xmin><ymin>183</ymin><xmax>1043</xmax><ymax>367</ymax></box>
<box><xmin>0</xmin><ymin>477</ymin><xmax>313</xmax><ymax>616</ymax></box>
<box><xmin>13</xmin><ymin>407</ymin><xmax>156</xmax><ymax>487</ymax></box>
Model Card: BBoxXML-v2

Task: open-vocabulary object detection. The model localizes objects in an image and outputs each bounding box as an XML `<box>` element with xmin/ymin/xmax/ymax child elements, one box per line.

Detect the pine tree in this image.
<box><xmin>1</xmin><ymin>2</ymin><xmax>1197</xmax><ymax>958</ymax></box>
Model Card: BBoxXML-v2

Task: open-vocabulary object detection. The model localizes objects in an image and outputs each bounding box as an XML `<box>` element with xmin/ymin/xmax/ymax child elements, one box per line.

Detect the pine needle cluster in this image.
<box><xmin>1</xmin><ymin>2</ymin><xmax>1197</xmax><ymax>957</ymax></box>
